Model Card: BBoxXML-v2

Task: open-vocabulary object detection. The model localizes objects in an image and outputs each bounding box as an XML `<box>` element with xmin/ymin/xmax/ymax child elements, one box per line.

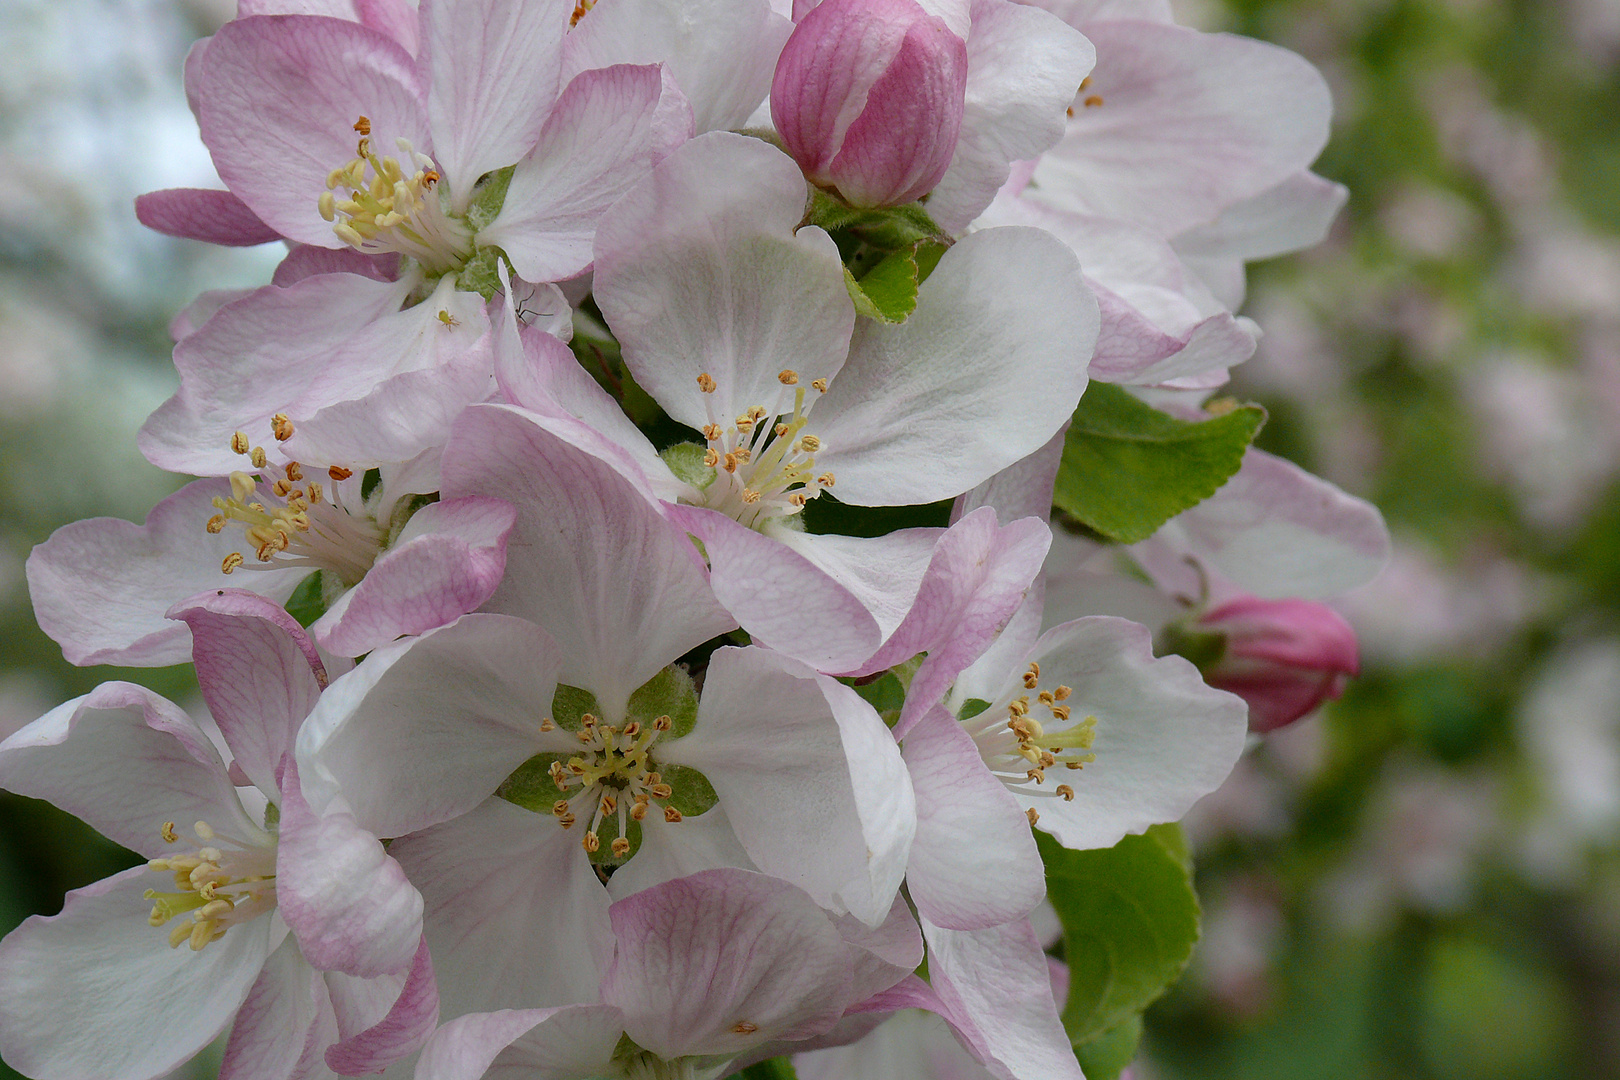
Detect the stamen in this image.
<box><xmin>683</xmin><ymin>379</ymin><xmax>834</xmax><ymax>530</ymax></box>
<box><xmin>320</xmin><ymin>121</ymin><xmax>472</xmax><ymax>274</ymax></box>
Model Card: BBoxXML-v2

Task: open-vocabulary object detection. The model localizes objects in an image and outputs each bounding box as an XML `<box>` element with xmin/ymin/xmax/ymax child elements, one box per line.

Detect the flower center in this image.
<box><xmin>961</xmin><ymin>661</ymin><xmax>1097</xmax><ymax>826</ymax></box>
<box><xmin>688</xmin><ymin>369</ymin><xmax>835</xmax><ymax>531</ymax></box>
<box><xmin>547</xmin><ymin>712</ymin><xmax>684</xmax><ymax>858</ymax></box>
<box><xmin>144</xmin><ymin>820</ymin><xmax>277</xmax><ymax>952</ymax></box>
<box><xmin>318</xmin><ymin>116</ymin><xmax>474</xmax><ymax>276</ymax></box>
<box><xmin>208</xmin><ymin>418</ymin><xmax>385</xmax><ymax>587</ymax></box>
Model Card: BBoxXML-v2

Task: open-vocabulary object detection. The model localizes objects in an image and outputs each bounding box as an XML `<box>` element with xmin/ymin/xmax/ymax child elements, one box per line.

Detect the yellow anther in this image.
<box><xmin>1053</xmin><ymin>685</ymin><xmax>1071</xmax><ymax>701</ymax></box>
<box><xmin>1084</xmin><ymin>95</ymin><xmax>1104</xmax><ymax>107</ymax></box>
<box><xmin>1056</xmin><ymin>784</ymin><xmax>1075</xmax><ymax>801</ymax></box>
<box><xmin>250</xmin><ymin>446</ymin><xmax>267</xmax><ymax>469</ymax></box>
<box><xmin>540</xmin><ymin>717</ymin><xmax>556</xmax><ymax>732</ymax></box>
<box><xmin>798</xmin><ymin>435</ymin><xmax>820</xmax><ymax>452</ymax></box>
<box><xmin>583</xmin><ymin>831</ymin><xmax>601</xmax><ymax>853</ymax></box>
<box><xmin>221</xmin><ymin>552</ymin><xmax>244</xmax><ymax>574</ymax></box>
<box><xmin>774</xmin><ymin>423</ymin><xmax>789</xmax><ymax>437</ymax></box>
<box><xmin>778</xmin><ymin>369</ymin><xmax>799</xmax><ymax>385</ymax></box>
<box><xmin>702</xmin><ymin>423</ymin><xmax>723</xmax><ymax>441</ymax></box>
<box><xmin>318</xmin><ymin>191</ymin><xmax>337</xmax><ymax>221</ymax></box>
<box><xmin>664</xmin><ymin>807</ymin><xmax>683</xmax><ymax>823</ymax></box>
<box><xmin>732</xmin><ymin>1021</ymin><xmax>759</xmax><ymax>1035</ymax></box>
<box><xmin>1024</xmin><ymin>662</ymin><xmax>1040</xmax><ymax>688</ymax></box>
<box><xmin>653</xmin><ymin>714</ymin><xmax>672</xmax><ymax>731</ymax></box>
<box><xmin>1051</xmin><ymin>705</ymin><xmax>1071</xmax><ymax>721</ymax></box>
<box><xmin>353</xmin><ymin>115</ymin><xmax>371</xmax><ymax>136</ymax></box>
<box><xmin>811</xmin><ymin>379</ymin><xmax>828</xmax><ymax>392</ymax></box>
<box><xmin>271</xmin><ymin>413</ymin><xmax>294</xmax><ymax>441</ymax></box>
<box><xmin>161</xmin><ymin>822</ymin><xmax>178</xmax><ymax>843</ymax></box>
<box><xmin>230</xmin><ymin>431</ymin><xmax>250</xmax><ymax>455</ymax></box>
<box><xmin>704</xmin><ymin>448</ymin><xmax>720</xmax><ymax>468</ymax></box>
<box><xmin>610</xmin><ymin>837</ymin><xmax>631</xmax><ymax>857</ymax></box>
<box><xmin>553</xmin><ymin>800</ymin><xmax>572</xmax><ymax>818</ymax></box>
<box><xmin>328</xmin><ymin>465</ymin><xmax>353</xmax><ymax>481</ymax></box>
<box><xmin>697</xmin><ymin>373</ymin><xmax>717</xmax><ymax>393</ymax></box>
<box><xmin>742</xmin><ymin>490</ymin><xmax>762</xmax><ymax>504</ymax></box>
<box><xmin>1026</xmin><ymin>807</ymin><xmax>1040</xmax><ymax>826</ymax></box>
<box><xmin>817</xmin><ymin>472</ymin><xmax>835</xmax><ymax>487</ymax></box>
<box><xmin>1038</xmin><ymin>690</ymin><xmax>1054</xmax><ymax>705</ymax></box>
<box><xmin>206</xmin><ymin>515</ymin><xmax>226</xmax><ymax>534</ymax></box>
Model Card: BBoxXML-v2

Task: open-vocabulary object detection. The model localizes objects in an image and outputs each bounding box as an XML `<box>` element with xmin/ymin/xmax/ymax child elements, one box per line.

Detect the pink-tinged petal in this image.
<box><xmin>280</xmin><ymin>311</ymin><xmax>496</xmax><ymax>469</ymax></box>
<box><xmin>440</xmin><ymin>404</ymin><xmax>734</xmax><ymax>719</ymax></box>
<box><xmin>171</xmin><ymin>288</ymin><xmax>257</xmax><ymax>341</ymax></box>
<box><xmin>277</xmin><ymin>762</ymin><xmax>424</xmax><ymax>978</ymax></box>
<box><xmin>661</xmin><ymin>647</ymin><xmax>915</xmax><ymax>927</ymax></box>
<box><xmin>604</xmin><ymin>805</ymin><xmax>757</xmax><ymax>903</ymax></box>
<box><xmin>271</xmin><ymin>243</ymin><xmax>401</xmax><ymax>287</ymax></box>
<box><xmin>168</xmin><ymin>590</ymin><xmax>326</xmax><ymax>798</ymax></box>
<box><xmin>854</xmin><ymin>509</ymin><xmax>1050</xmax><ymax>736</ymax></box>
<box><xmin>239</xmin><ymin>0</ymin><xmax>420</xmax><ymax>43</ymax></box>
<box><xmin>312</xmin><ymin>495</ymin><xmax>515</xmax><ymax>658</ymax></box>
<box><xmin>922</xmin><ymin>916</ymin><xmax>1083</xmax><ymax>1080</ymax></box>
<box><xmin>482</xmin><ymin>63</ymin><xmax>694</xmax><ymax>283</ymax></box>
<box><xmin>564</xmin><ymin>0</ymin><xmax>793</xmax><ymax>133</ymax></box>
<box><xmin>493</xmin><ymin>314</ymin><xmax>686</xmax><ymax>502</ymax></box>
<box><xmin>0</xmin><ymin>867</ymin><xmax>280</xmax><ymax>1080</ymax></box>
<box><xmin>1012</xmin><ymin>617</ymin><xmax>1248</xmax><ymax>849</ymax></box>
<box><xmin>813</xmin><ymin>227</ymin><xmax>1094</xmax><ymax>505</ymax></box>
<box><xmin>0</xmin><ymin>682</ymin><xmax>259</xmax><ymax>858</ymax></box>
<box><xmin>219</xmin><ymin>939</ymin><xmax>324</xmax><ymax>1080</ymax></box>
<box><xmin>949</xmin><ymin>431</ymin><xmax>1065</xmax><ymax>706</ymax></box>
<box><xmin>419</xmin><ymin>0</ymin><xmax>571</xmax><ymax>204</ymax></box>
<box><xmin>1174</xmin><ymin>169</ymin><xmax>1347</xmax><ymax>263</ymax></box>
<box><xmin>795</xmin><ymin>1009</ymin><xmax>990</xmax><ymax>1080</ymax></box>
<box><xmin>666</xmin><ymin>505</ymin><xmax>883</xmax><ymax>673</ymax></box>
<box><xmin>136</xmin><ymin>188</ymin><xmax>283</xmax><ymax>246</ymax></box>
<box><xmin>25</xmin><ymin>479</ymin><xmax>307</xmax><ymax>667</ymax></box>
<box><xmin>837</xmin><ymin>893</ymin><xmax>926</xmax><ymax>1004</ymax></box>
<box><xmin>296</xmin><ymin>614</ymin><xmax>565</xmax><ymax>837</ymax></box>
<box><xmin>980</xmin><ymin>192</ymin><xmax>1256</xmax><ymax>386</ymax></box>
<box><xmin>323</xmin><ymin>937</ymin><xmax>438</xmax><ymax>1073</ymax></box>
<box><xmin>593</xmin><ymin>132</ymin><xmax>854</xmax><ymax>432</ymax></box>
<box><xmin>388</xmin><ymin>799</ymin><xmax>613</xmax><ymax>1017</ymax></box>
<box><xmin>415</xmin><ymin>1006</ymin><xmax>625</xmax><ymax>1080</ymax></box>
<box><xmin>196</xmin><ymin>15</ymin><xmax>427</xmax><ymax>247</ymax></box>
<box><xmin>143</xmin><ymin>274</ymin><xmax>488</xmax><ymax>475</ymax></box>
<box><xmin>773</xmin><ymin>527</ymin><xmax>941</xmax><ymax>645</ymax></box>
<box><xmin>903</xmin><ymin>705</ymin><xmax>1043</xmax><ymax>930</ymax></box>
<box><xmin>1032</xmin><ymin>19</ymin><xmax>1331</xmax><ymax>238</ymax></box>
<box><xmin>1144</xmin><ymin>448</ymin><xmax>1392</xmax><ymax>601</ymax></box>
<box><xmin>925</xmin><ymin>0</ymin><xmax>1095</xmax><ymax>233</ymax></box>
<box><xmin>605</xmin><ymin>869</ymin><xmax>854</xmax><ymax>1058</ymax></box>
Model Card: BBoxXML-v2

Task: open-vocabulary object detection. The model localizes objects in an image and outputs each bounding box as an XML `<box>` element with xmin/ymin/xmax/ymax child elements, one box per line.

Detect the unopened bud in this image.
<box><xmin>771</xmin><ymin>0</ymin><xmax>967</xmax><ymax>208</ymax></box>
<box><xmin>1195</xmin><ymin>596</ymin><xmax>1361</xmax><ymax>733</ymax></box>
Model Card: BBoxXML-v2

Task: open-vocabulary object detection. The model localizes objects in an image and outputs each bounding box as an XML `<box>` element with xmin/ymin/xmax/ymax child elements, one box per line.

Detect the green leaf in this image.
<box><xmin>1039</xmin><ymin>824</ymin><xmax>1201</xmax><ymax>1044</ymax></box>
<box><xmin>1054</xmin><ymin>384</ymin><xmax>1265</xmax><ymax>544</ymax></box>
<box><xmin>844</xmin><ymin>247</ymin><xmax>921</xmax><ymax>323</ymax></box>
<box><xmin>1074</xmin><ymin>1013</ymin><xmax>1143</xmax><ymax>1080</ymax></box>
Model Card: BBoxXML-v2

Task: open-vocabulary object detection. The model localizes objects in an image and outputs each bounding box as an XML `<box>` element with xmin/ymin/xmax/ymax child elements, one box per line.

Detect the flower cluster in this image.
<box><xmin>3</xmin><ymin>1</ymin><xmax>1389</xmax><ymax>1078</ymax></box>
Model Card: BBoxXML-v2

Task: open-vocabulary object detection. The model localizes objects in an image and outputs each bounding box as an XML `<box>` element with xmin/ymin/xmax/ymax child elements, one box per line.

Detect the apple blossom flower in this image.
<box><xmin>1191</xmin><ymin>595</ymin><xmax>1361</xmax><ymax>732</ymax></box>
<box><xmin>771</xmin><ymin>0</ymin><xmax>969</xmax><ymax>207</ymax></box>
<box><xmin>298</xmin><ymin>407</ymin><xmax>914</xmax><ymax>1020</ymax></box>
<box><xmin>27</xmin><ymin>435</ymin><xmax>516</xmax><ymax>665</ymax></box>
<box><xmin>138</xmin><ymin>0</ymin><xmax>693</xmax><ymax>475</ymax></box>
<box><xmin>414</xmin><ymin>870</ymin><xmax>903</xmax><ymax>1080</ymax></box>
<box><xmin>0</xmin><ymin>592</ymin><xmax>433</xmax><ymax>1080</ymax></box>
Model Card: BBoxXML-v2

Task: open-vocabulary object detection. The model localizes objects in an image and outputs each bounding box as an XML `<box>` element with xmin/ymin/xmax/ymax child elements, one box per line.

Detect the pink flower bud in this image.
<box><xmin>1198</xmin><ymin>596</ymin><xmax>1361</xmax><ymax>733</ymax></box>
<box><xmin>771</xmin><ymin>0</ymin><xmax>969</xmax><ymax>208</ymax></box>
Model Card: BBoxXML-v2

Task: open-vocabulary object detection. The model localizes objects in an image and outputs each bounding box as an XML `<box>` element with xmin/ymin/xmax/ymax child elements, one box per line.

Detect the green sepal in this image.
<box><xmin>464</xmin><ymin>164</ymin><xmax>515</xmax><ymax>233</ymax></box>
<box><xmin>1155</xmin><ymin>621</ymin><xmax>1228</xmax><ymax>672</ymax></box>
<box><xmin>806</xmin><ymin>188</ymin><xmax>947</xmax><ymax>249</ymax></box>
<box><xmin>385</xmin><ymin>491</ymin><xmax>439</xmax><ymax>547</ymax></box>
<box><xmin>843</xmin><ymin>671</ymin><xmax>906</xmax><ymax>727</ymax></box>
<box><xmin>1039</xmin><ymin>823</ymin><xmax>1201</xmax><ymax>1044</ymax></box>
<box><xmin>661</xmin><ymin>442</ymin><xmax>717</xmax><ymax>491</ymax></box>
<box><xmin>456</xmin><ymin>246</ymin><xmax>507</xmax><ymax>300</ymax></box>
<box><xmin>737</xmin><ymin>1057</ymin><xmax>799</xmax><ymax>1080</ymax></box>
<box><xmin>957</xmin><ymin>697</ymin><xmax>993</xmax><ymax>722</ymax></box>
<box><xmin>1073</xmin><ymin>1013</ymin><xmax>1143</xmax><ymax>1080</ymax></box>
<box><xmin>284</xmin><ymin>572</ymin><xmax>327</xmax><ymax>628</ymax></box>
<box><xmin>1054</xmin><ymin>384</ymin><xmax>1265</xmax><ymax>544</ymax></box>
<box><xmin>625</xmin><ymin>664</ymin><xmax>699</xmax><ymax>739</ymax></box>
<box><xmin>550</xmin><ymin>684</ymin><xmax>605</xmax><ymax>731</ymax></box>
<box><xmin>843</xmin><ymin>248</ymin><xmax>919</xmax><ymax>323</ymax></box>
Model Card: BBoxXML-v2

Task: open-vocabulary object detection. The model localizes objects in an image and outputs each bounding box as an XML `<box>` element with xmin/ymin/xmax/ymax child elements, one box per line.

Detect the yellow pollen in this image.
<box><xmin>250</xmin><ymin>446</ymin><xmax>267</xmax><ymax>469</ymax></box>
<box><xmin>703</xmin><ymin>423</ymin><xmax>724</xmax><ymax>441</ymax></box>
<box><xmin>1027</xmin><ymin>807</ymin><xmax>1040</xmax><ymax>826</ymax></box>
<box><xmin>1024</xmin><ymin>662</ymin><xmax>1040</xmax><ymax>688</ymax></box>
<box><xmin>611</xmin><ymin>836</ymin><xmax>631</xmax><ymax>857</ymax></box>
<box><xmin>1053</xmin><ymin>685</ymin><xmax>1072</xmax><ymax>701</ymax></box>
<box><xmin>664</xmin><ymin>807</ymin><xmax>683</xmax><ymax>823</ymax></box>
<box><xmin>811</xmin><ymin>379</ymin><xmax>828</xmax><ymax>392</ymax></box>
<box><xmin>653</xmin><ymin>714</ymin><xmax>672</xmax><ymax>731</ymax></box>
<box><xmin>817</xmin><ymin>472</ymin><xmax>835</xmax><ymax>487</ymax></box>
<box><xmin>798</xmin><ymin>435</ymin><xmax>821</xmax><ymax>452</ymax></box>
<box><xmin>221</xmin><ymin>552</ymin><xmax>244</xmax><ymax>574</ymax></box>
<box><xmin>778</xmin><ymin>369</ymin><xmax>799</xmax><ymax>385</ymax></box>
<box><xmin>270</xmin><ymin>413</ymin><xmax>294</xmax><ymax>441</ymax></box>
<box><xmin>583</xmin><ymin>831</ymin><xmax>601</xmax><ymax>853</ymax></box>
<box><xmin>732</xmin><ymin>1021</ymin><xmax>759</xmax><ymax>1035</ymax></box>
<box><xmin>1056</xmin><ymin>784</ymin><xmax>1075</xmax><ymax>801</ymax></box>
<box><xmin>697</xmin><ymin>373</ymin><xmax>717</xmax><ymax>393</ymax></box>
<box><xmin>161</xmin><ymin>822</ymin><xmax>178</xmax><ymax>843</ymax></box>
<box><xmin>540</xmin><ymin>717</ymin><xmax>556</xmax><ymax>732</ymax></box>
<box><xmin>353</xmin><ymin>115</ymin><xmax>371</xmax><ymax>136</ymax></box>
<box><xmin>206</xmin><ymin>515</ymin><xmax>226</xmax><ymax>534</ymax></box>
<box><xmin>328</xmin><ymin>465</ymin><xmax>353</xmax><ymax>481</ymax></box>
<box><xmin>229</xmin><ymin>431</ymin><xmax>250</xmax><ymax>455</ymax></box>
<box><xmin>1084</xmin><ymin>95</ymin><xmax>1104</xmax><ymax>107</ymax></box>
<box><xmin>704</xmin><ymin>448</ymin><xmax>721</xmax><ymax>468</ymax></box>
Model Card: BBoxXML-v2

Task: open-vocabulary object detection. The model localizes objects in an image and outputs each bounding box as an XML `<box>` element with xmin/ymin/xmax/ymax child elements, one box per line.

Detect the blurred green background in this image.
<box><xmin>3</xmin><ymin>0</ymin><xmax>1620</xmax><ymax>1077</ymax></box>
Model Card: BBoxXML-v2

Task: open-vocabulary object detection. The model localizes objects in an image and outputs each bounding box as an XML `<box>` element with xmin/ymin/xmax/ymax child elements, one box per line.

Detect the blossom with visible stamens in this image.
<box><xmin>0</xmin><ymin>594</ymin><xmax>435</xmax><ymax>1080</ymax></box>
